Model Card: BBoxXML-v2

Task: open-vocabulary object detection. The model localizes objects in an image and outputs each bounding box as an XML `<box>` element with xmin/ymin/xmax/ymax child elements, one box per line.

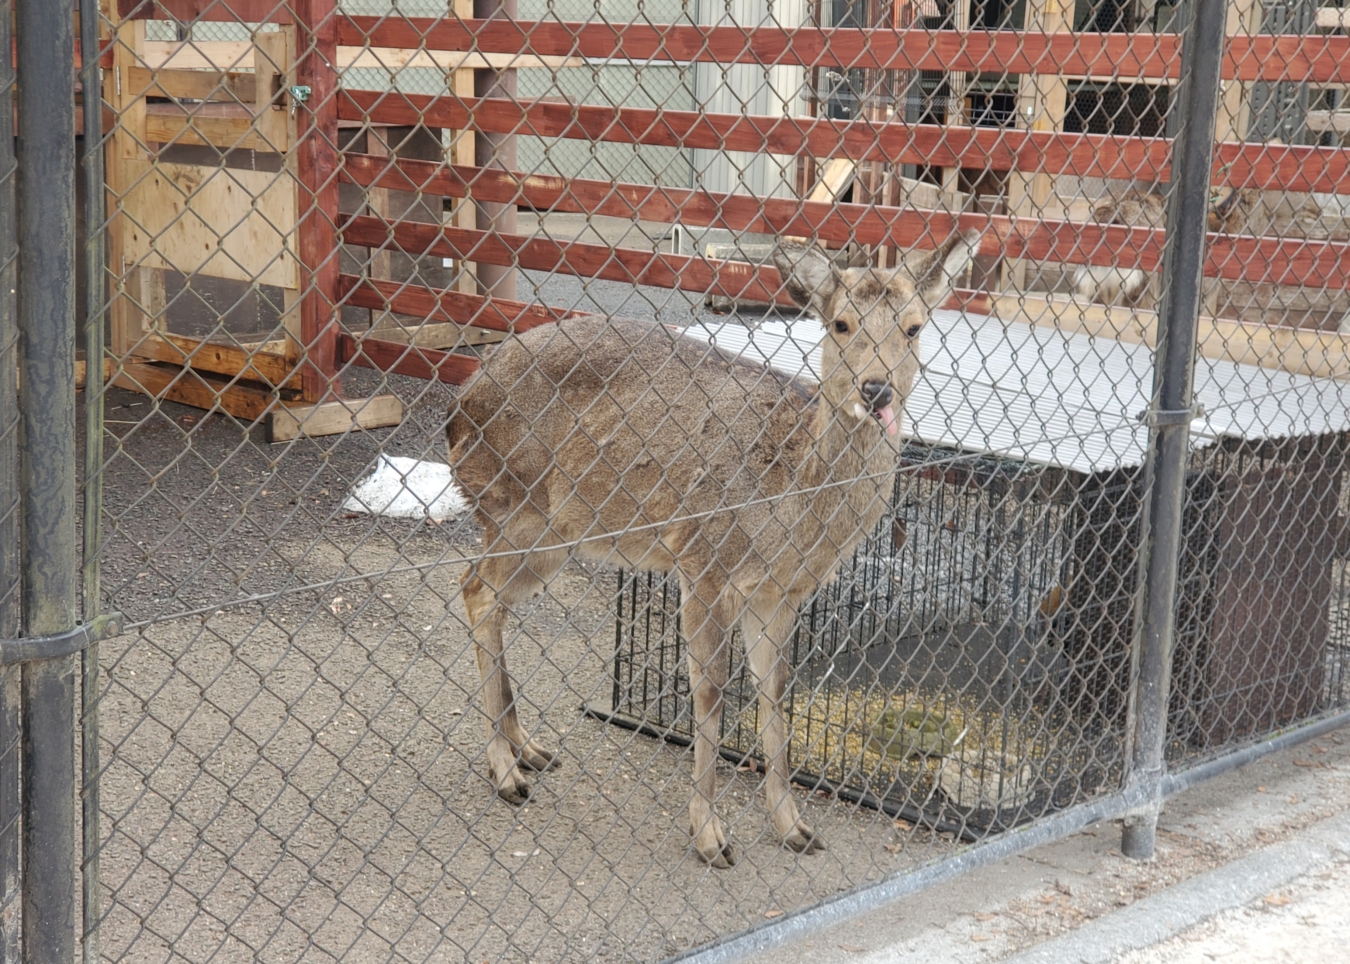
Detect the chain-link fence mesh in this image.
<box><xmin>71</xmin><ymin>0</ymin><xmax>1350</xmax><ymax>960</ymax></box>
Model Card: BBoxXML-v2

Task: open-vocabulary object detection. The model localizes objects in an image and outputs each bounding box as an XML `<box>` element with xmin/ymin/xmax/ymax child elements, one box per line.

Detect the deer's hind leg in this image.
<box><xmin>462</xmin><ymin>526</ymin><xmax>566</xmax><ymax>805</ymax></box>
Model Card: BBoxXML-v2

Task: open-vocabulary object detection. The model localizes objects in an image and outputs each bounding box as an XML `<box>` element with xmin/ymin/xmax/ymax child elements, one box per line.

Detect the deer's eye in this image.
<box><xmin>834</xmin><ymin>320</ymin><xmax>850</xmax><ymax>335</ymax></box>
<box><xmin>906</xmin><ymin>324</ymin><xmax>922</xmax><ymax>338</ymax></box>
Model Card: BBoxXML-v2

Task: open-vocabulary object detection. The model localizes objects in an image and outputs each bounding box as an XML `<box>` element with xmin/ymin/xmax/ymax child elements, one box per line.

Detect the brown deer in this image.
<box><xmin>1074</xmin><ymin>188</ymin><xmax>1165</xmax><ymax>309</ymax></box>
<box><xmin>446</xmin><ymin>230</ymin><xmax>981</xmax><ymax>867</ymax></box>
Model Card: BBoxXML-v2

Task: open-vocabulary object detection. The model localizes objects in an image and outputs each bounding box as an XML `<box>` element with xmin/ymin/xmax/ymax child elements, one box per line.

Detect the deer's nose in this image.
<box><xmin>860</xmin><ymin>379</ymin><xmax>893</xmax><ymax>411</ymax></box>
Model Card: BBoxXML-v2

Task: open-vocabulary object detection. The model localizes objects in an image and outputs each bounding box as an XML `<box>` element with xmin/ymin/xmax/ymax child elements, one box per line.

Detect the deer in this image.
<box><xmin>446</xmin><ymin>229</ymin><xmax>981</xmax><ymax>868</ymax></box>
<box><xmin>1074</xmin><ymin>188</ymin><xmax>1164</xmax><ymax>309</ymax></box>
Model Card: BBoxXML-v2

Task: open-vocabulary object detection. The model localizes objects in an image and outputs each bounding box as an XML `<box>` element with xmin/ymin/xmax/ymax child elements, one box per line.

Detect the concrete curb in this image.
<box><xmin>993</xmin><ymin>808</ymin><xmax>1350</xmax><ymax>964</ymax></box>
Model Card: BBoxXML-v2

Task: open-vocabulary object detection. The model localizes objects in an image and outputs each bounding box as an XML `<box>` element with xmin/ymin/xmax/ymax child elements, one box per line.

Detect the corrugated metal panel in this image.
<box><xmin>682</xmin><ymin>310</ymin><xmax>1350</xmax><ymax>474</ymax></box>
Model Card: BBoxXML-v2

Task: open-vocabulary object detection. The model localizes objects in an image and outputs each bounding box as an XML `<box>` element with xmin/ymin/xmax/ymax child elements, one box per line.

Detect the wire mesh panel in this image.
<box><xmin>78</xmin><ymin>0</ymin><xmax>1350</xmax><ymax>961</ymax></box>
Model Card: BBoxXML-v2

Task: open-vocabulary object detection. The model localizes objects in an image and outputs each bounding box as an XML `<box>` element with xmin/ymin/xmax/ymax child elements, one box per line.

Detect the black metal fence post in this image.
<box><xmin>79</xmin><ymin>0</ymin><xmax>107</xmax><ymax>956</ymax></box>
<box><xmin>1120</xmin><ymin>0</ymin><xmax>1227</xmax><ymax>860</ymax></box>
<box><xmin>15</xmin><ymin>0</ymin><xmax>80</xmax><ymax>959</ymax></box>
<box><xmin>0</xmin><ymin>0</ymin><xmax>21</xmax><ymax>957</ymax></box>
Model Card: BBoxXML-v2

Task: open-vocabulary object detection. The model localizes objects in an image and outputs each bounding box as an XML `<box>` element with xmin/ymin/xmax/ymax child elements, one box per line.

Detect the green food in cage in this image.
<box><xmin>864</xmin><ymin>706</ymin><xmax>965</xmax><ymax>760</ymax></box>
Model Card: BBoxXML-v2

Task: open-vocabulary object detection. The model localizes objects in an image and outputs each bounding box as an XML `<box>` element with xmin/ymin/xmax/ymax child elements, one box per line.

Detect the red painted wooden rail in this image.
<box><xmin>339</xmin><ymin>197</ymin><xmax>1350</xmax><ymax>295</ymax></box>
<box><xmin>338</xmin><ymin>18</ymin><xmax>1350</xmax><ymax>86</ymax></box>
<box><xmin>339</xmin><ymin>90</ymin><xmax>1350</xmax><ymax>196</ymax></box>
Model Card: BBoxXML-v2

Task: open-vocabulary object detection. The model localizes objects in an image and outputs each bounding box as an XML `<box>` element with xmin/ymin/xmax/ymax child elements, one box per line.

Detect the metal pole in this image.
<box><xmin>1120</xmin><ymin>0</ymin><xmax>1226</xmax><ymax>860</ymax></box>
<box><xmin>79</xmin><ymin>0</ymin><xmax>107</xmax><ymax>956</ymax></box>
<box><xmin>473</xmin><ymin>0</ymin><xmax>519</xmax><ymax>302</ymax></box>
<box><xmin>16</xmin><ymin>0</ymin><xmax>80</xmax><ymax>960</ymax></box>
<box><xmin>0</xmin><ymin>0</ymin><xmax>21</xmax><ymax>957</ymax></box>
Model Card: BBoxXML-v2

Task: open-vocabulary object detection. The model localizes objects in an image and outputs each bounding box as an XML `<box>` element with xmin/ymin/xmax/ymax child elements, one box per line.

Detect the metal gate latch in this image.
<box><xmin>0</xmin><ymin>612</ymin><xmax>123</xmax><ymax>665</ymax></box>
<box><xmin>287</xmin><ymin>85</ymin><xmax>312</xmax><ymax>116</ymax></box>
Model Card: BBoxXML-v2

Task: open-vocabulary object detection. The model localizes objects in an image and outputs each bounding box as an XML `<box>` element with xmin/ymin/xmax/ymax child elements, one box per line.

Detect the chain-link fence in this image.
<box><xmin>2</xmin><ymin>0</ymin><xmax>1350</xmax><ymax>960</ymax></box>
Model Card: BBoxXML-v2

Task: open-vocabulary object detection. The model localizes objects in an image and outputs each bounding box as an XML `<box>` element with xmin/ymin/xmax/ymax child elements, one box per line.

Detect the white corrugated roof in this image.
<box><xmin>683</xmin><ymin>309</ymin><xmax>1350</xmax><ymax>475</ymax></box>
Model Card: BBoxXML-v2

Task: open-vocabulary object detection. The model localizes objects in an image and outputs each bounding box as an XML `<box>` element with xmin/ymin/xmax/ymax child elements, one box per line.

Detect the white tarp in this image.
<box><xmin>683</xmin><ymin>309</ymin><xmax>1350</xmax><ymax>475</ymax></box>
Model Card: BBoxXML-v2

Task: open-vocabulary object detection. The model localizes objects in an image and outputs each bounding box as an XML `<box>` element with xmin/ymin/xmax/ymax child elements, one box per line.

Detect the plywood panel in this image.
<box><xmin>121</xmin><ymin>160</ymin><xmax>298</xmax><ymax>288</ymax></box>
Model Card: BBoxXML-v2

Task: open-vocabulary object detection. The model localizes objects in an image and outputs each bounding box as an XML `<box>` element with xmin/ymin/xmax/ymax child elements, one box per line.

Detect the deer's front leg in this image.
<box><xmin>746</xmin><ymin>595</ymin><xmax>826</xmax><ymax>854</ymax></box>
<box><xmin>683</xmin><ymin>582</ymin><xmax>735</xmax><ymax>868</ymax></box>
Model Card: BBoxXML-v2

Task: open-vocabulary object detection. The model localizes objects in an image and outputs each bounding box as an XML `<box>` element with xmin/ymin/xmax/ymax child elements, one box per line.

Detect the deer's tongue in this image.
<box><xmin>877</xmin><ymin>404</ymin><xmax>898</xmax><ymax>437</ymax></box>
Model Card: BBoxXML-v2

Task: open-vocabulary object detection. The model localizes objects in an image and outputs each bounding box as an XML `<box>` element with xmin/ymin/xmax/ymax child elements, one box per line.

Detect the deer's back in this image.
<box><xmin>447</xmin><ymin>317</ymin><xmax>818</xmax><ymax>561</ymax></box>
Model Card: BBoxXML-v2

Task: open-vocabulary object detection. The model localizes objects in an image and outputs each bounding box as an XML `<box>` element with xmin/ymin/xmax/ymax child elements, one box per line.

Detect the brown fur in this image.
<box><xmin>446</xmin><ymin>230</ymin><xmax>981</xmax><ymax>867</ymax></box>
<box><xmin>1208</xmin><ymin>187</ymin><xmax>1337</xmax><ymax>240</ymax></box>
<box><xmin>1093</xmin><ymin>188</ymin><xmax>1166</xmax><ymax>230</ymax></box>
<box><xmin>1078</xmin><ymin>189</ymin><xmax>1164</xmax><ymax>309</ymax></box>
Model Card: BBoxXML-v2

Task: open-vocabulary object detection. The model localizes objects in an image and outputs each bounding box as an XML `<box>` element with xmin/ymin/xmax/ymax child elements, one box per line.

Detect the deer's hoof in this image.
<box><xmin>691</xmin><ymin>816</ymin><xmax>736</xmax><ymax>869</ymax></box>
<box><xmin>698</xmin><ymin>840</ymin><xmax>736</xmax><ymax>869</ymax></box>
<box><xmin>783</xmin><ymin>823</ymin><xmax>827</xmax><ymax>854</ymax></box>
<box><xmin>491</xmin><ymin>768</ymin><xmax>532</xmax><ymax>806</ymax></box>
<box><xmin>518</xmin><ymin>741</ymin><xmax>559</xmax><ymax>772</ymax></box>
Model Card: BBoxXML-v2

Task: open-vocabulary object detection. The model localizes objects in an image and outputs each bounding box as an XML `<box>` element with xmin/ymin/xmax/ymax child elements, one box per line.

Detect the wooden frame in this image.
<box><xmin>101</xmin><ymin>0</ymin><xmax>427</xmax><ymax>440</ymax></box>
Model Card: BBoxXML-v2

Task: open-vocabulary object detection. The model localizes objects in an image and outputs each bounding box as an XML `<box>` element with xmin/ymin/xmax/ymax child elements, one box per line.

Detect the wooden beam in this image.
<box><xmin>295</xmin><ymin>0</ymin><xmax>343</xmax><ymax>402</ymax></box>
<box><xmin>265</xmin><ymin>394</ymin><xmax>403</xmax><ymax>442</ymax></box>
<box><xmin>339</xmin><ymin>90</ymin><xmax>1163</xmax><ymax>181</ymax></box>
<box><xmin>119</xmin><ymin>0</ymin><xmax>294</xmax><ymax>24</ymax></box>
<box><xmin>342</xmin><ymin>215</ymin><xmax>794</xmax><ymax>306</ymax></box>
<box><xmin>1307</xmin><ymin>110</ymin><xmax>1350</xmax><ymax>133</ymax></box>
<box><xmin>808</xmin><ymin>158</ymin><xmax>857</xmax><ymax>203</ymax></box>
<box><xmin>338</xmin><ymin>17</ymin><xmax>1350</xmax><ymax>85</ymax></box>
<box><xmin>336</xmin><ymin>47</ymin><xmax>582</xmax><ymax>71</ymax></box>
<box><xmin>336</xmin><ymin>332</ymin><xmax>481</xmax><ymax>384</ymax></box>
<box><xmin>341</xmin><ymin>176</ymin><xmax>1350</xmax><ymax>289</ymax></box>
<box><xmin>448</xmin><ymin>0</ymin><xmax>477</xmax><ymax>297</ymax></box>
<box><xmin>74</xmin><ymin>355</ymin><xmax>115</xmax><ymax>391</ymax></box>
<box><xmin>1317</xmin><ymin>7</ymin><xmax>1350</xmax><ymax>29</ymax></box>
<box><xmin>111</xmin><ymin>361</ymin><xmax>282</xmax><ymax>422</ymax></box>
<box><xmin>342</xmin><ymin>17</ymin><xmax>1184</xmax><ymax>77</ymax></box>
<box><xmin>141</xmin><ymin>41</ymin><xmax>255</xmax><ymax>72</ymax></box>
<box><xmin>1215</xmin><ymin>0</ymin><xmax>1263</xmax><ymax>146</ymax></box>
<box><xmin>339</xmin><ymin>91</ymin><xmax>1350</xmax><ymax>197</ymax></box>
<box><xmin>126</xmin><ymin>66</ymin><xmax>257</xmax><ymax>103</ymax></box>
<box><xmin>1007</xmin><ymin>0</ymin><xmax>1070</xmax><ymax>291</ymax></box>
<box><xmin>368</xmin><ymin>321</ymin><xmax>507</xmax><ymax>348</ymax></box>
<box><xmin>139</xmin><ymin>331</ymin><xmax>300</xmax><ymax>390</ymax></box>
<box><xmin>109</xmin><ymin>265</ymin><xmax>164</xmax><ymax>363</ymax></box>
<box><xmin>143</xmin><ymin>102</ymin><xmax>285</xmax><ymax>153</ymax></box>
<box><xmin>342</xmin><ymin>154</ymin><xmax>1133</xmax><ymax>268</ymax></box>
<box><xmin>998</xmin><ymin>292</ymin><xmax>1350</xmax><ymax>380</ymax></box>
<box><xmin>337</xmin><ymin>274</ymin><xmax>577</xmax><ymax>332</ymax></box>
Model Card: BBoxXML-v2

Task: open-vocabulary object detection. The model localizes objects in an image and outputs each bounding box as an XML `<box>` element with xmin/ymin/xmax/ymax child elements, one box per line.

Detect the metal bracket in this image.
<box><xmin>288</xmin><ymin>85</ymin><xmax>311</xmax><ymax>103</ymax></box>
<box><xmin>0</xmin><ymin>612</ymin><xmax>122</xmax><ymax>665</ymax></box>
<box><xmin>1138</xmin><ymin>403</ymin><xmax>1205</xmax><ymax>427</ymax></box>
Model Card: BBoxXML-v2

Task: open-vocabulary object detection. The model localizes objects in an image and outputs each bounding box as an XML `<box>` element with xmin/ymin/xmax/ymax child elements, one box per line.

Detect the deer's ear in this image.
<box><xmin>915</xmin><ymin>229</ymin><xmax>981</xmax><ymax>306</ymax></box>
<box><xmin>773</xmin><ymin>242</ymin><xmax>840</xmax><ymax>314</ymax></box>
